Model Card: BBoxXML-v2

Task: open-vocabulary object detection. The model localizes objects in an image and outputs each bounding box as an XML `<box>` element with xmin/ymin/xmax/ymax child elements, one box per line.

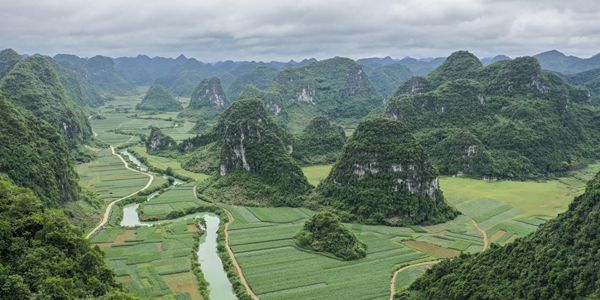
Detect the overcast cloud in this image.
<box><xmin>1</xmin><ymin>0</ymin><xmax>599</xmax><ymax>61</ymax></box>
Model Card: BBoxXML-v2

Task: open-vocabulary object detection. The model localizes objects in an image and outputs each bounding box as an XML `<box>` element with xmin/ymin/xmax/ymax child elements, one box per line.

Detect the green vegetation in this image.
<box><xmin>0</xmin><ymin>55</ymin><xmax>93</xmax><ymax>148</ymax></box>
<box><xmin>226</xmin><ymin>64</ymin><xmax>279</xmax><ymax>100</ymax></box>
<box><xmin>386</xmin><ymin>50</ymin><xmax>599</xmax><ymax>179</ymax></box>
<box><xmin>0</xmin><ymin>94</ymin><xmax>80</xmax><ymax>206</ymax></box>
<box><xmin>146</xmin><ymin>127</ymin><xmax>177</xmax><ymax>154</ymax></box>
<box><xmin>130</xmin><ymin>146</ymin><xmax>209</xmax><ymax>183</ymax></box>
<box><xmin>54</xmin><ymin>54</ymin><xmax>137</xmax><ymax>96</ymax></box>
<box><xmin>295</xmin><ymin>211</ymin><xmax>367</xmax><ymax>260</ymax></box>
<box><xmin>198</xmin><ymin>99</ymin><xmax>311</xmax><ymax>206</ymax></box>
<box><xmin>302</xmin><ymin>164</ymin><xmax>333</xmax><ymax>186</ymax></box>
<box><xmin>398</xmin><ymin>171</ymin><xmax>600</xmax><ymax>300</ymax></box>
<box><xmin>188</xmin><ymin>76</ymin><xmax>228</xmax><ymax>110</ymax></box>
<box><xmin>271</xmin><ymin>57</ymin><xmax>383</xmax><ymax>132</ymax></box>
<box><xmin>92</xmin><ymin>217</ymin><xmax>206</xmax><ymax>299</ymax></box>
<box><xmin>0</xmin><ymin>48</ymin><xmax>21</xmax><ymax>79</ymax></box>
<box><xmin>358</xmin><ymin>59</ymin><xmax>413</xmax><ymax>98</ymax></box>
<box><xmin>136</xmin><ymin>84</ymin><xmax>182</xmax><ymax>112</ymax></box>
<box><xmin>0</xmin><ymin>179</ymin><xmax>132</xmax><ymax>299</ymax></box>
<box><xmin>316</xmin><ymin>118</ymin><xmax>458</xmax><ymax>225</ymax></box>
<box><xmin>293</xmin><ymin>116</ymin><xmax>346</xmax><ymax>165</ymax></box>
<box><xmin>139</xmin><ymin>182</ymin><xmax>210</xmax><ymax>220</ymax></box>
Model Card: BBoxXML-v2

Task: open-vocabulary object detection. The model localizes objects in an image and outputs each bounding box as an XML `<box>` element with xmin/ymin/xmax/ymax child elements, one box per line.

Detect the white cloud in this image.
<box><xmin>0</xmin><ymin>0</ymin><xmax>599</xmax><ymax>61</ymax></box>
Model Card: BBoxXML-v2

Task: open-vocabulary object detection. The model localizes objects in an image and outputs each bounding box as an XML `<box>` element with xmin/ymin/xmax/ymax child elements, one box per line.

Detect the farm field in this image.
<box><xmin>130</xmin><ymin>146</ymin><xmax>210</xmax><ymax>182</ymax></box>
<box><xmin>76</xmin><ymin>147</ymin><xmax>165</xmax><ymax>203</ymax></box>
<box><xmin>92</xmin><ymin>215</ymin><xmax>205</xmax><ymax>300</ymax></box>
<box><xmin>221</xmin><ymin>161</ymin><xmax>600</xmax><ymax>298</ymax></box>
<box><xmin>140</xmin><ymin>182</ymin><xmax>211</xmax><ymax>220</ymax></box>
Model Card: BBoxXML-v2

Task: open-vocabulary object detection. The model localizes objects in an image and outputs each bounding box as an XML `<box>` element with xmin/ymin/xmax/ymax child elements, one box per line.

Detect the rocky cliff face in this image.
<box><xmin>317</xmin><ymin>118</ymin><xmax>458</xmax><ymax>226</ymax></box>
<box><xmin>188</xmin><ymin>76</ymin><xmax>228</xmax><ymax>109</ymax></box>
<box><xmin>145</xmin><ymin>127</ymin><xmax>177</xmax><ymax>154</ymax></box>
<box><xmin>198</xmin><ymin>99</ymin><xmax>310</xmax><ymax>205</ymax></box>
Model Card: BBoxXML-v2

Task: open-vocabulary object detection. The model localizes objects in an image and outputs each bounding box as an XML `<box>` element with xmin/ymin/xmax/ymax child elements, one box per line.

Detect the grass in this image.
<box><xmin>91</xmin><ymin>217</ymin><xmax>206</xmax><ymax>300</ymax></box>
<box><xmin>301</xmin><ymin>165</ymin><xmax>332</xmax><ymax>186</ymax></box>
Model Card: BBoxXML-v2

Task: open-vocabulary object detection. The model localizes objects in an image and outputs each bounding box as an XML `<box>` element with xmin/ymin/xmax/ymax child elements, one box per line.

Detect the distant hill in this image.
<box><xmin>358</xmin><ymin>59</ymin><xmax>413</xmax><ymax>99</ymax></box>
<box><xmin>54</xmin><ymin>54</ymin><xmax>137</xmax><ymax>96</ymax></box>
<box><xmin>0</xmin><ymin>55</ymin><xmax>92</xmax><ymax>148</ymax></box>
<box><xmin>136</xmin><ymin>84</ymin><xmax>182</xmax><ymax>111</ymax></box>
<box><xmin>398</xmin><ymin>171</ymin><xmax>600</xmax><ymax>299</ymax></box>
<box><xmin>534</xmin><ymin>50</ymin><xmax>600</xmax><ymax>74</ymax></box>
<box><xmin>293</xmin><ymin>116</ymin><xmax>346</xmax><ymax>165</ymax></box>
<box><xmin>480</xmin><ymin>54</ymin><xmax>511</xmax><ymax>66</ymax></box>
<box><xmin>565</xmin><ymin>67</ymin><xmax>600</xmax><ymax>103</ymax></box>
<box><xmin>226</xmin><ymin>64</ymin><xmax>279</xmax><ymax>100</ymax></box>
<box><xmin>316</xmin><ymin>118</ymin><xmax>458</xmax><ymax>226</ymax></box>
<box><xmin>385</xmin><ymin>50</ymin><xmax>598</xmax><ymax>179</ymax></box>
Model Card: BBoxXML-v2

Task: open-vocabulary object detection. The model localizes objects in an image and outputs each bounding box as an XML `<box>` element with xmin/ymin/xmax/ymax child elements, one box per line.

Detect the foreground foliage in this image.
<box><xmin>398</xmin><ymin>171</ymin><xmax>600</xmax><ymax>299</ymax></box>
<box><xmin>0</xmin><ymin>180</ymin><xmax>132</xmax><ymax>299</ymax></box>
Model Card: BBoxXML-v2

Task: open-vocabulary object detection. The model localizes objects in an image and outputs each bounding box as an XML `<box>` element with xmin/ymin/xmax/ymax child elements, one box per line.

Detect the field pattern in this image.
<box><xmin>76</xmin><ymin>147</ymin><xmax>166</xmax><ymax>203</ymax></box>
<box><xmin>131</xmin><ymin>146</ymin><xmax>210</xmax><ymax>182</ymax></box>
<box><xmin>140</xmin><ymin>182</ymin><xmax>210</xmax><ymax>220</ymax></box>
<box><xmin>92</xmin><ymin>217</ymin><xmax>205</xmax><ymax>300</ymax></box>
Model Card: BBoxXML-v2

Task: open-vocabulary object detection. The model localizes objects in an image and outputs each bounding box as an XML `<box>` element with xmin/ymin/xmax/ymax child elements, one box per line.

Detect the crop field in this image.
<box><xmin>301</xmin><ymin>165</ymin><xmax>333</xmax><ymax>186</ymax></box>
<box><xmin>76</xmin><ymin>147</ymin><xmax>163</xmax><ymax>203</ymax></box>
<box><xmin>130</xmin><ymin>146</ymin><xmax>210</xmax><ymax>182</ymax></box>
<box><xmin>140</xmin><ymin>182</ymin><xmax>210</xmax><ymax>220</ymax></box>
<box><xmin>92</xmin><ymin>216</ymin><xmax>205</xmax><ymax>300</ymax></box>
<box><xmin>224</xmin><ymin>204</ymin><xmax>434</xmax><ymax>300</ymax></box>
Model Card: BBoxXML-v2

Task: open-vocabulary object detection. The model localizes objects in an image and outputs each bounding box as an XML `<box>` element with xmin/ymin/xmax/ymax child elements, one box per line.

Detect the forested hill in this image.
<box><xmin>0</xmin><ymin>179</ymin><xmax>133</xmax><ymax>299</ymax></box>
<box><xmin>398</xmin><ymin>170</ymin><xmax>600</xmax><ymax>299</ymax></box>
<box><xmin>0</xmin><ymin>93</ymin><xmax>80</xmax><ymax>206</ymax></box>
<box><xmin>385</xmin><ymin>50</ymin><xmax>600</xmax><ymax>179</ymax></box>
<box><xmin>0</xmin><ymin>55</ymin><xmax>93</xmax><ymax>148</ymax></box>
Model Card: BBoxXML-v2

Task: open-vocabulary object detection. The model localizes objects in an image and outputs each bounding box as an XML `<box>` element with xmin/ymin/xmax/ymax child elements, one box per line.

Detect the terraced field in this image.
<box><xmin>92</xmin><ymin>216</ymin><xmax>205</xmax><ymax>300</ymax></box>
<box><xmin>76</xmin><ymin>147</ymin><xmax>166</xmax><ymax>203</ymax></box>
<box><xmin>140</xmin><ymin>182</ymin><xmax>211</xmax><ymax>220</ymax></box>
<box><xmin>224</xmin><ymin>205</ymin><xmax>433</xmax><ymax>300</ymax></box>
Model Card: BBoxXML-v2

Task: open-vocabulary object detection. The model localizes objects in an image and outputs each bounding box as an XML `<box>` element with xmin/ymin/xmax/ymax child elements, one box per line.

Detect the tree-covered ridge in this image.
<box><xmin>271</xmin><ymin>57</ymin><xmax>383</xmax><ymax>131</ymax></box>
<box><xmin>293</xmin><ymin>116</ymin><xmax>346</xmax><ymax>165</ymax></box>
<box><xmin>53</xmin><ymin>61</ymin><xmax>105</xmax><ymax>107</ymax></box>
<box><xmin>0</xmin><ymin>94</ymin><xmax>80</xmax><ymax>206</ymax></box>
<box><xmin>358</xmin><ymin>59</ymin><xmax>413</xmax><ymax>98</ymax></box>
<box><xmin>316</xmin><ymin>118</ymin><xmax>458</xmax><ymax>226</ymax></box>
<box><xmin>398</xmin><ymin>171</ymin><xmax>600</xmax><ymax>300</ymax></box>
<box><xmin>188</xmin><ymin>76</ymin><xmax>228</xmax><ymax>110</ymax></box>
<box><xmin>136</xmin><ymin>84</ymin><xmax>182</xmax><ymax>111</ymax></box>
<box><xmin>198</xmin><ymin>99</ymin><xmax>311</xmax><ymax>206</ymax></box>
<box><xmin>0</xmin><ymin>48</ymin><xmax>21</xmax><ymax>79</ymax></box>
<box><xmin>226</xmin><ymin>64</ymin><xmax>279</xmax><ymax>100</ymax></box>
<box><xmin>54</xmin><ymin>54</ymin><xmax>137</xmax><ymax>96</ymax></box>
<box><xmin>0</xmin><ymin>55</ymin><xmax>92</xmax><ymax>148</ymax></box>
<box><xmin>0</xmin><ymin>180</ymin><xmax>133</xmax><ymax>300</ymax></box>
<box><xmin>295</xmin><ymin>211</ymin><xmax>367</xmax><ymax>260</ymax></box>
<box><xmin>386</xmin><ymin>50</ymin><xmax>598</xmax><ymax>179</ymax></box>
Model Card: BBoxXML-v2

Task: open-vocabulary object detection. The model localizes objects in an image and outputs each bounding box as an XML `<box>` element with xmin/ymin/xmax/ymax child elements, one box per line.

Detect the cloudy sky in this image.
<box><xmin>1</xmin><ymin>0</ymin><xmax>599</xmax><ymax>61</ymax></box>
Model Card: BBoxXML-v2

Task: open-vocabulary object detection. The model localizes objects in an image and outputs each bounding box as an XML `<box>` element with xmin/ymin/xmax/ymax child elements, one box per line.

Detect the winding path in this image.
<box><xmin>85</xmin><ymin>146</ymin><xmax>154</xmax><ymax>239</ymax></box>
<box><xmin>192</xmin><ymin>185</ymin><xmax>259</xmax><ymax>299</ymax></box>
<box><xmin>471</xmin><ymin>219</ymin><xmax>489</xmax><ymax>250</ymax></box>
<box><xmin>389</xmin><ymin>260</ymin><xmax>441</xmax><ymax>300</ymax></box>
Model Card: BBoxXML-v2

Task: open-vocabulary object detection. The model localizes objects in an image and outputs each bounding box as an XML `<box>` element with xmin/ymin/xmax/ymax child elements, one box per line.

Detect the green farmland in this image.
<box><xmin>92</xmin><ymin>216</ymin><xmax>205</xmax><ymax>300</ymax></box>
<box><xmin>140</xmin><ymin>182</ymin><xmax>210</xmax><ymax>220</ymax></box>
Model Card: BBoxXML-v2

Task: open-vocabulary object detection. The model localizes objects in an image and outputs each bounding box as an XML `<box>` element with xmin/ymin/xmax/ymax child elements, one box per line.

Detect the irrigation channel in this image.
<box><xmin>119</xmin><ymin>150</ymin><xmax>237</xmax><ymax>299</ymax></box>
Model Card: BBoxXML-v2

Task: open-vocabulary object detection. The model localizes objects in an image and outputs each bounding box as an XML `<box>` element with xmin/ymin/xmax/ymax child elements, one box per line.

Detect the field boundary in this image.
<box><xmin>471</xmin><ymin>219</ymin><xmax>489</xmax><ymax>250</ymax></box>
<box><xmin>389</xmin><ymin>259</ymin><xmax>442</xmax><ymax>300</ymax></box>
<box><xmin>85</xmin><ymin>145</ymin><xmax>154</xmax><ymax>239</ymax></box>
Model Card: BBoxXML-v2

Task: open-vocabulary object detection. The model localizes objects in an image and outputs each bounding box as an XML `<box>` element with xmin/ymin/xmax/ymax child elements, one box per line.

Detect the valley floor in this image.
<box><xmin>78</xmin><ymin>94</ymin><xmax>600</xmax><ymax>299</ymax></box>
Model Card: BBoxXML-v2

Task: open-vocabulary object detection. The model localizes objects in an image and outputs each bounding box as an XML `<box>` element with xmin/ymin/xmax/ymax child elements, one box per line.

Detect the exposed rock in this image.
<box><xmin>317</xmin><ymin>118</ymin><xmax>458</xmax><ymax>226</ymax></box>
<box><xmin>188</xmin><ymin>76</ymin><xmax>228</xmax><ymax>110</ymax></box>
<box><xmin>145</xmin><ymin>127</ymin><xmax>177</xmax><ymax>154</ymax></box>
